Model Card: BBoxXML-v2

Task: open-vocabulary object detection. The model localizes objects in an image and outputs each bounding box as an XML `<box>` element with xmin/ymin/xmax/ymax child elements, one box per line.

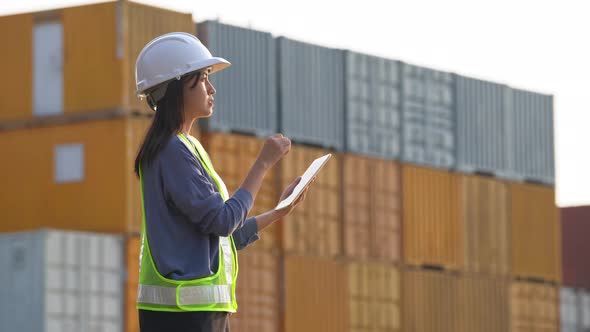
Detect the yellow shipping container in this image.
<box><xmin>402</xmin><ymin>268</ymin><xmax>458</xmax><ymax>332</ymax></box>
<box><xmin>284</xmin><ymin>255</ymin><xmax>349</xmax><ymax>332</ymax></box>
<box><xmin>460</xmin><ymin>175</ymin><xmax>511</xmax><ymax>275</ymax></box>
<box><xmin>126</xmin><ymin>235</ymin><xmax>140</xmax><ymax>332</ymax></box>
<box><xmin>348</xmin><ymin>262</ymin><xmax>401</xmax><ymax>332</ymax></box>
<box><xmin>511</xmin><ymin>183</ymin><xmax>561</xmax><ymax>282</ymax></box>
<box><xmin>280</xmin><ymin>146</ymin><xmax>341</xmax><ymax>257</ymax></box>
<box><xmin>0</xmin><ymin>115</ymin><xmax>202</xmax><ymax>233</ymax></box>
<box><xmin>456</xmin><ymin>274</ymin><xmax>510</xmax><ymax>332</ymax></box>
<box><xmin>0</xmin><ymin>1</ymin><xmax>193</xmax><ymax>122</ymax></box>
<box><xmin>402</xmin><ymin>165</ymin><xmax>462</xmax><ymax>269</ymax></box>
<box><xmin>203</xmin><ymin>133</ymin><xmax>280</xmax><ymax>250</ymax></box>
<box><xmin>510</xmin><ymin>281</ymin><xmax>559</xmax><ymax>332</ymax></box>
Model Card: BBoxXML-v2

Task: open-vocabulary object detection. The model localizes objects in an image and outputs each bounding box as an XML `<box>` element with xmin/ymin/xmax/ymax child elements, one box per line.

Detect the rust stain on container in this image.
<box><xmin>510</xmin><ymin>281</ymin><xmax>559</xmax><ymax>332</ymax></box>
<box><xmin>561</xmin><ymin>205</ymin><xmax>590</xmax><ymax>289</ymax></box>
<box><xmin>456</xmin><ymin>274</ymin><xmax>509</xmax><ymax>332</ymax></box>
<box><xmin>348</xmin><ymin>262</ymin><xmax>401</xmax><ymax>332</ymax></box>
<box><xmin>511</xmin><ymin>183</ymin><xmax>561</xmax><ymax>282</ymax></box>
<box><xmin>343</xmin><ymin>155</ymin><xmax>401</xmax><ymax>261</ymax></box>
<box><xmin>280</xmin><ymin>146</ymin><xmax>341</xmax><ymax>257</ymax></box>
<box><xmin>0</xmin><ymin>115</ymin><xmax>164</xmax><ymax>234</ymax></box>
<box><xmin>402</xmin><ymin>165</ymin><xmax>462</xmax><ymax>269</ymax></box>
<box><xmin>231</xmin><ymin>248</ymin><xmax>279</xmax><ymax>332</ymax></box>
<box><xmin>403</xmin><ymin>268</ymin><xmax>458</xmax><ymax>332</ymax></box>
<box><xmin>0</xmin><ymin>13</ymin><xmax>33</xmax><ymax>121</ymax></box>
<box><xmin>459</xmin><ymin>175</ymin><xmax>510</xmax><ymax>275</ymax></box>
<box><xmin>203</xmin><ymin>133</ymin><xmax>280</xmax><ymax>250</ymax></box>
<box><xmin>284</xmin><ymin>255</ymin><xmax>348</xmax><ymax>332</ymax></box>
<box><xmin>126</xmin><ymin>235</ymin><xmax>140</xmax><ymax>332</ymax></box>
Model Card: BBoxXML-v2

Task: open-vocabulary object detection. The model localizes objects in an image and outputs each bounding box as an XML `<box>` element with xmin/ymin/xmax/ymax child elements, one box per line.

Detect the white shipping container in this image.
<box><xmin>561</xmin><ymin>287</ymin><xmax>590</xmax><ymax>332</ymax></box>
<box><xmin>0</xmin><ymin>230</ymin><xmax>123</xmax><ymax>332</ymax></box>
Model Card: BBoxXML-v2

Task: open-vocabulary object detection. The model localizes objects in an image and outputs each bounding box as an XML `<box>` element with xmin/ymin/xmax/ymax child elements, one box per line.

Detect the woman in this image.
<box><xmin>133</xmin><ymin>32</ymin><xmax>306</xmax><ymax>331</ymax></box>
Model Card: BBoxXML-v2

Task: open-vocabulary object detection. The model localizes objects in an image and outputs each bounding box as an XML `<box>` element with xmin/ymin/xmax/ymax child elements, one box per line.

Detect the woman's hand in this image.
<box><xmin>256</xmin><ymin>134</ymin><xmax>291</xmax><ymax>170</ymax></box>
<box><xmin>275</xmin><ymin>176</ymin><xmax>310</xmax><ymax>218</ymax></box>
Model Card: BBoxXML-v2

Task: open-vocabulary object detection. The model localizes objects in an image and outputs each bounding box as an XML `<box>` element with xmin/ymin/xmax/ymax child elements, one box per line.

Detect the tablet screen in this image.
<box><xmin>275</xmin><ymin>154</ymin><xmax>332</xmax><ymax>211</ymax></box>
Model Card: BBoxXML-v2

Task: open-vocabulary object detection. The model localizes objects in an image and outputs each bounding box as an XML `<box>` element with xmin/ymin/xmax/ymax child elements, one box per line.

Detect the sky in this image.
<box><xmin>1</xmin><ymin>0</ymin><xmax>588</xmax><ymax>207</ymax></box>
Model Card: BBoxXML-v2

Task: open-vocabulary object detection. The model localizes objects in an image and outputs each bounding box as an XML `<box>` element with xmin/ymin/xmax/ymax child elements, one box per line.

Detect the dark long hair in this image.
<box><xmin>134</xmin><ymin>72</ymin><xmax>200</xmax><ymax>178</ymax></box>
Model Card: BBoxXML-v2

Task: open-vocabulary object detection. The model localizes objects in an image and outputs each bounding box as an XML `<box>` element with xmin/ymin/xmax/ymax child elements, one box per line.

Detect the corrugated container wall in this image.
<box><xmin>344</xmin><ymin>51</ymin><xmax>401</xmax><ymax>159</ymax></box>
<box><xmin>125</xmin><ymin>236</ymin><xmax>140</xmax><ymax>332</ymax></box>
<box><xmin>277</xmin><ymin>37</ymin><xmax>344</xmax><ymax>150</ymax></box>
<box><xmin>511</xmin><ymin>183</ymin><xmax>560</xmax><ymax>282</ymax></box>
<box><xmin>0</xmin><ymin>230</ymin><xmax>123</xmax><ymax>332</ymax></box>
<box><xmin>0</xmin><ymin>1</ymin><xmax>193</xmax><ymax>121</ymax></box>
<box><xmin>342</xmin><ymin>155</ymin><xmax>401</xmax><ymax>262</ymax></box>
<box><xmin>230</xmin><ymin>249</ymin><xmax>280</xmax><ymax>332</ymax></box>
<box><xmin>401</xmin><ymin>64</ymin><xmax>455</xmax><ymax>169</ymax></box>
<box><xmin>280</xmin><ymin>146</ymin><xmax>341</xmax><ymax>257</ymax></box>
<box><xmin>459</xmin><ymin>175</ymin><xmax>510</xmax><ymax>275</ymax></box>
<box><xmin>348</xmin><ymin>262</ymin><xmax>401</xmax><ymax>332</ymax></box>
<box><xmin>561</xmin><ymin>206</ymin><xmax>590</xmax><ymax>289</ymax></box>
<box><xmin>197</xmin><ymin>21</ymin><xmax>278</xmax><ymax>136</ymax></box>
<box><xmin>455</xmin><ymin>76</ymin><xmax>508</xmax><ymax>177</ymax></box>
<box><xmin>508</xmin><ymin>88</ymin><xmax>555</xmax><ymax>185</ymax></box>
<box><xmin>456</xmin><ymin>274</ymin><xmax>509</xmax><ymax>332</ymax></box>
<box><xmin>402</xmin><ymin>268</ymin><xmax>458</xmax><ymax>332</ymax></box>
<box><xmin>203</xmin><ymin>133</ymin><xmax>280</xmax><ymax>250</ymax></box>
<box><xmin>561</xmin><ymin>287</ymin><xmax>580</xmax><ymax>332</ymax></box>
<box><xmin>284</xmin><ymin>255</ymin><xmax>348</xmax><ymax>332</ymax></box>
<box><xmin>510</xmin><ymin>281</ymin><xmax>559</xmax><ymax>332</ymax></box>
<box><xmin>402</xmin><ymin>165</ymin><xmax>462</xmax><ymax>269</ymax></box>
<box><xmin>0</xmin><ymin>115</ymin><xmax>194</xmax><ymax>234</ymax></box>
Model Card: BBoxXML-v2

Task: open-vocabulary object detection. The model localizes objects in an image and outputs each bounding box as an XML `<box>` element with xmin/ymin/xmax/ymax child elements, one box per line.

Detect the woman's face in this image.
<box><xmin>182</xmin><ymin>69</ymin><xmax>216</xmax><ymax>119</ymax></box>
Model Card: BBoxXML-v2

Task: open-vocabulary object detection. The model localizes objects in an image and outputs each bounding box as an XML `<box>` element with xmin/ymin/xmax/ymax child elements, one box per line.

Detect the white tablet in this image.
<box><xmin>274</xmin><ymin>153</ymin><xmax>332</xmax><ymax>211</ymax></box>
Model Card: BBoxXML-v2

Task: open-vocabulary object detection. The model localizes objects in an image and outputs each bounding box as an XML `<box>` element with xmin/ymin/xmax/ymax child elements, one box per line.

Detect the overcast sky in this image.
<box><xmin>2</xmin><ymin>0</ymin><xmax>588</xmax><ymax>207</ymax></box>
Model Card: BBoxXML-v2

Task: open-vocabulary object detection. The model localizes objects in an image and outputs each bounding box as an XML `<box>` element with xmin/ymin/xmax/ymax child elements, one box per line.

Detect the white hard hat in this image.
<box><xmin>135</xmin><ymin>32</ymin><xmax>230</xmax><ymax>100</ymax></box>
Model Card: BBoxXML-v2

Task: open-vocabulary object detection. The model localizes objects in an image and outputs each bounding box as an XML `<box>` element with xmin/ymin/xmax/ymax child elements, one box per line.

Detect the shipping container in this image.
<box><xmin>0</xmin><ymin>1</ymin><xmax>193</xmax><ymax>122</ymax></box>
<box><xmin>348</xmin><ymin>262</ymin><xmax>401</xmax><ymax>332</ymax></box>
<box><xmin>342</xmin><ymin>155</ymin><xmax>401</xmax><ymax>261</ymax></box>
<box><xmin>510</xmin><ymin>281</ymin><xmax>559</xmax><ymax>332</ymax></box>
<box><xmin>0</xmin><ymin>230</ymin><xmax>123</xmax><ymax>332</ymax></box>
<box><xmin>277</xmin><ymin>37</ymin><xmax>345</xmax><ymax>150</ymax></box>
<box><xmin>125</xmin><ymin>236</ymin><xmax>140</xmax><ymax>332</ymax></box>
<box><xmin>280</xmin><ymin>145</ymin><xmax>341</xmax><ymax>257</ymax></box>
<box><xmin>459</xmin><ymin>174</ymin><xmax>510</xmax><ymax>275</ymax></box>
<box><xmin>203</xmin><ymin>133</ymin><xmax>280</xmax><ymax>250</ymax></box>
<box><xmin>511</xmin><ymin>183</ymin><xmax>560</xmax><ymax>282</ymax></box>
<box><xmin>402</xmin><ymin>268</ymin><xmax>458</xmax><ymax>332</ymax></box>
<box><xmin>0</xmin><ymin>115</ymin><xmax>201</xmax><ymax>234</ymax></box>
<box><xmin>455</xmin><ymin>76</ymin><xmax>509</xmax><ymax>177</ymax></box>
<box><xmin>456</xmin><ymin>274</ymin><xmax>509</xmax><ymax>332</ymax></box>
<box><xmin>344</xmin><ymin>51</ymin><xmax>401</xmax><ymax>159</ymax></box>
<box><xmin>508</xmin><ymin>88</ymin><xmax>555</xmax><ymax>185</ymax></box>
<box><xmin>561</xmin><ymin>206</ymin><xmax>590</xmax><ymax>289</ymax></box>
<box><xmin>560</xmin><ymin>288</ymin><xmax>590</xmax><ymax>332</ymax></box>
<box><xmin>197</xmin><ymin>21</ymin><xmax>278</xmax><ymax>136</ymax></box>
<box><xmin>401</xmin><ymin>63</ymin><xmax>455</xmax><ymax>169</ymax></box>
<box><xmin>284</xmin><ymin>255</ymin><xmax>348</xmax><ymax>332</ymax></box>
<box><xmin>402</xmin><ymin>165</ymin><xmax>461</xmax><ymax>269</ymax></box>
<box><xmin>231</xmin><ymin>248</ymin><xmax>280</xmax><ymax>332</ymax></box>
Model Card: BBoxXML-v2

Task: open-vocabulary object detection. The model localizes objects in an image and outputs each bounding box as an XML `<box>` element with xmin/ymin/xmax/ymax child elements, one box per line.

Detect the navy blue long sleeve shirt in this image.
<box><xmin>141</xmin><ymin>135</ymin><xmax>259</xmax><ymax>280</ymax></box>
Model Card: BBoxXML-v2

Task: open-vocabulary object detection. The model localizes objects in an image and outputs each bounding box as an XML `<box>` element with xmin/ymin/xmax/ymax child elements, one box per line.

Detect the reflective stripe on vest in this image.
<box><xmin>136</xmin><ymin>133</ymin><xmax>238</xmax><ymax>312</ymax></box>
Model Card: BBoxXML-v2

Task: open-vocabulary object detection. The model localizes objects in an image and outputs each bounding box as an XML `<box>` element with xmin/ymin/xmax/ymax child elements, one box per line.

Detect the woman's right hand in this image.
<box><xmin>257</xmin><ymin>134</ymin><xmax>291</xmax><ymax>169</ymax></box>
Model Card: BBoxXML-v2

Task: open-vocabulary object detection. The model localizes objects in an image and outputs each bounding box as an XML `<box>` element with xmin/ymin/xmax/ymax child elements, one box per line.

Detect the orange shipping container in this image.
<box><xmin>126</xmin><ymin>236</ymin><xmax>140</xmax><ymax>332</ymax></box>
<box><xmin>280</xmin><ymin>146</ymin><xmax>341</xmax><ymax>257</ymax></box>
<box><xmin>342</xmin><ymin>156</ymin><xmax>401</xmax><ymax>262</ymax></box>
<box><xmin>284</xmin><ymin>255</ymin><xmax>349</xmax><ymax>332</ymax></box>
<box><xmin>456</xmin><ymin>274</ymin><xmax>509</xmax><ymax>332</ymax></box>
<box><xmin>0</xmin><ymin>1</ymin><xmax>193</xmax><ymax>122</ymax></box>
<box><xmin>348</xmin><ymin>262</ymin><xmax>401</xmax><ymax>332</ymax></box>
<box><xmin>510</xmin><ymin>281</ymin><xmax>559</xmax><ymax>332</ymax></box>
<box><xmin>203</xmin><ymin>133</ymin><xmax>280</xmax><ymax>250</ymax></box>
<box><xmin>511</xmin><ymin>183</ymin><xmax>561</xmax><ymax>282</ymax></box>
<box><xmin>402</xmin><ymin>268</ymin><xmax>458</xmax><ymax>332</ymax></box>
<box><xmin>402</xmin><ymin>165</ymin><xmax>462</xmax><ymax>269</ymax></box>
<box><xmin>0</xmin><ymin>115</ymin><xmax>200</xmax><ymax>233</ymax></box>
<box><xmin>459</xmin><ymin>175</ymin><xmax>510</xmax><ymax>275</ymax></box>
<box><xmin>231</xmin><ymin>248</ymin><xmax>280</xmax><ymax>332</ymax></box>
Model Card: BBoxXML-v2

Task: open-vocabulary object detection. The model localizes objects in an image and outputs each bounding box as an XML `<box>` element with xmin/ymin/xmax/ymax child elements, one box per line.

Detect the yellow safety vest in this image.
<box><xmin>136</xmin><ymin>133</ymin><xmax>239</xmax><ymax>312</ymax></box>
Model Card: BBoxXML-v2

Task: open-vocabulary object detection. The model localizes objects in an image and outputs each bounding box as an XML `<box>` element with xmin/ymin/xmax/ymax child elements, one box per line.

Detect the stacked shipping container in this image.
<box><xmin>0</xmin><ymin>4</ymin><xmax>564</xmax><ymax>332</ymax></box>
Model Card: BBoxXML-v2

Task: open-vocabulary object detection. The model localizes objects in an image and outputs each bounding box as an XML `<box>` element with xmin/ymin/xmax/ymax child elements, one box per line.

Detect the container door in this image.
<box><xmin>33</xmin><ymin>21</ymin><xmax>63</xmax><ymax>116</ymax></box>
